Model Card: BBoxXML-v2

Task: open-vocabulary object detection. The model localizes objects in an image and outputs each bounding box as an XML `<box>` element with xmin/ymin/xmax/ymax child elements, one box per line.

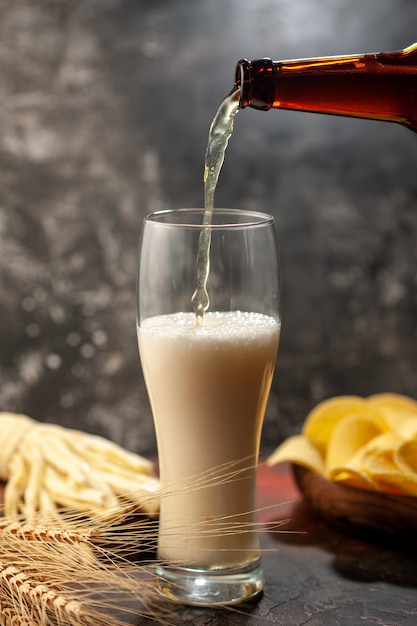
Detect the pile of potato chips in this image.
<box><xmin>267</xmin><ymin>393</ymin><xmax>417</xmax><ymax>496</ymax></box>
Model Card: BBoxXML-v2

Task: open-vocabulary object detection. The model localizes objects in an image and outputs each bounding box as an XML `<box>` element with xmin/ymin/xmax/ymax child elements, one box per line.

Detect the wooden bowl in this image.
<box><xmin>292</xmin><ymin>464</ymin><xmax>417</xmax><ymax>547</ymax></box>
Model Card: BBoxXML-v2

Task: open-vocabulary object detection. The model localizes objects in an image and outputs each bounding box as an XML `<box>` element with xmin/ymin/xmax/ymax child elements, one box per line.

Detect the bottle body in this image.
<box><xmin>235</xmin><ymin>44</ymin><xmax>417</xmax><ymax>131</ymax></box>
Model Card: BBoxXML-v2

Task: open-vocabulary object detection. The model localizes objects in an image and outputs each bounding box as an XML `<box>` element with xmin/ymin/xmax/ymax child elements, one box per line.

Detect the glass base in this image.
<box><xmin>154</xmin><ymin>559</ymin><xmax>264</xmax><ymax>607</ymax></box>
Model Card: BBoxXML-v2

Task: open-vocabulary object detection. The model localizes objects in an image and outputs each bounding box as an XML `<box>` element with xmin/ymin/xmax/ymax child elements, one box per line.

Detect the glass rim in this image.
<box><xmin>144</xmin><ymin>208</ymin><xmax>274</xmax><ymax>229</ymax></box>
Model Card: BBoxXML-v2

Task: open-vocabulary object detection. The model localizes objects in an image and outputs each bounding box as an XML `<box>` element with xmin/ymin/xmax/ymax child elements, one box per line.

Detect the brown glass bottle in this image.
<box><xmin>235</xmin><ymin>43</ymin><xmax>417</xmax><ymax>132</ymax></box>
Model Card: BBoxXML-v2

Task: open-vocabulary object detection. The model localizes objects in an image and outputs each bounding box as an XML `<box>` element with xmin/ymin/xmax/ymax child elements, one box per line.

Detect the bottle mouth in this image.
<box><xmin>234</xmin><ymin>59</ymin><xmax>251</xmax><ymax>108</ymax></box>
<box><xmin>234</xmin><ymin>58</ymin><xmax>273</xmax><ymax>111</ymax></box>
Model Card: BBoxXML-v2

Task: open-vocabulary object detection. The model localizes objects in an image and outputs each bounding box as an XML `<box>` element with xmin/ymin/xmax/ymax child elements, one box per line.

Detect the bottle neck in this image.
<box><xmin>235</xmin><ymin>58</ymin><xmax>275</xmax><ymax>110</ymax></box>
<box><xmin>235</xmin><ymin>44</ymin><xmax>417</xmax><ymax>130</ymax></box>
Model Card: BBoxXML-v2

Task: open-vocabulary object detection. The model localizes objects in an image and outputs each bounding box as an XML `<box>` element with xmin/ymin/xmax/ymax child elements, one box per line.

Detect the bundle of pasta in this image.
<box><xmin>268</xmin><ymin>393</ymin><xmax>417</xmax><ymax>496</ymax></box>
<box><xmin>0</xmin><ymin>413</ymin><xmax>159</xmax><ymax>520</ymax></box>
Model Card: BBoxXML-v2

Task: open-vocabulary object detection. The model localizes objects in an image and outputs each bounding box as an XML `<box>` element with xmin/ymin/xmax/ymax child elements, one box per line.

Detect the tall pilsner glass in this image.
<box><xmin>137</xmin><ymin>209</ymin><xmax>281</xmax><ymax>606</ymax></box>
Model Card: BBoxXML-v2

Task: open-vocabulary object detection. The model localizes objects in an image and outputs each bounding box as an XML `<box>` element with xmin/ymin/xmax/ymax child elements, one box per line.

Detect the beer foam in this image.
<box><xmin>140</xmin><ymin>311</ymin><xmax>280</xmax><ymax>341</ymax></box>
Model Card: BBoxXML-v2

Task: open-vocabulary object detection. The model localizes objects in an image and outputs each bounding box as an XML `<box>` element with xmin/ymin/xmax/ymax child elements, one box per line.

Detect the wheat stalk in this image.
<box><xmin>0</xmin><ymin>505</ymin><xmax>168</xmax><ymax>626</ymax></box>
<box><xmin>0</xmin><ymin>600</ymin><xmax>32</xmax><ymax>626</ymax></box>
<box><xmin>0</xmin><ymin>457</ymin><xmax>288</xmax><ymax>626</ymax></box>
<box><xmin>0</xmin><ymin>561</ymin><xmax>85</xmax><ymax>625</ymax></box>
<box><xmin>0</xmin><ymin>533</ymin><xmax>161</xmax><ymax>626</ymax></box>
<box><xmin>0</xmin><ymin>518</ymin><xmax>101</xmax><ymax>545</ymax></box>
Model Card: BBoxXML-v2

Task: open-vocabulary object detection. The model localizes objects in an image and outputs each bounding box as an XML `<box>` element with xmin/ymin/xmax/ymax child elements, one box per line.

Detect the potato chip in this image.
<box><xmin>374</xmin><ymin>476</ymin><xmax>417</xmax><ymax>496</ymax></box>
<box><xmin>325</xmin><ymin>413</ymin><xmax>389</xmax><ymax>471</ymax></box>
<box><xmin>395</xmin><ymin>439</ymin><xmax>417</xmax><ymax>475</ymax></box>
<box><xmin>366</xmin><ymin>445</ymin><xmax>417</xmax><ymax>496</ymax></box>
<box><xmin>328</xmin><ymin>467</ymin><xmax>378</xmax><ymax>491</ymax></box>
<box><xmin>365</xmin><ymin>398</ymin><xmax>417</xmax><ymax>439</ymax></box>
<box><xmin>343</xmin><ymin>432</ymin><xmax>417</xmax><ymax>494</ymax></box>
<box><xmin>367</xmin><ymin>392</ymin><xmax>417</xmax><ymax>413</ymax></box>
<box><xmin>328</xmin><ymin>432</ymin><xmax>398</xmax><ymax>491</ymax></box>
<box><xmin>269</xmin><ymin>392</ymin><xmax>417</xmax><ymax>498</ymax></box>
<box><xmin>266</xmin><ymin>434</ymin><xmax>325</xmax><ymax>475</ymax></box>
<box><xmin>303</xmin><ymin>395</ymin><xmax>383</xmax><ymax>454</ymax></box>
<box><xmin>394</xmin><ymin>416</ymin><xmax>417</xmax><ymax>440</ymax></box>
<box><xmin>344</xmin><ymin>431</ymin><xmax>401</xmax><ymax>466</ymax></box>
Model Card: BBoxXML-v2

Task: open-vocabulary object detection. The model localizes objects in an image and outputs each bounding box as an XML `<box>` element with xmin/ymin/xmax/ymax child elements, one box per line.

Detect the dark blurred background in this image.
<box><xmin>1</xmin><ymin>0</ymin><xmax>417</xmax><ymax>458</ymax></box>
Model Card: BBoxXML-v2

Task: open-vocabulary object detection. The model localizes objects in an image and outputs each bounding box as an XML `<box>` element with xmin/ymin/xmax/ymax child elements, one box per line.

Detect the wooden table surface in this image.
<box><xmin>120</xmin><ymin>463</ymin><xmax>417</xmax><ymax>625</ymax></box>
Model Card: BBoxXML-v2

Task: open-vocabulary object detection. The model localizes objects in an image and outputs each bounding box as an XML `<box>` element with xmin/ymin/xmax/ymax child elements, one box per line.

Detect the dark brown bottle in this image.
<box><xmin>235</xmin><ymin>43</ymin><xmax>417</xmax><ymax>132</ymax></box>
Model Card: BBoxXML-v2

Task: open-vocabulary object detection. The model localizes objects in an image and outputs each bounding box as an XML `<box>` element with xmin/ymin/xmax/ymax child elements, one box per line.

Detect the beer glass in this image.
<box><xmin>137</xmin><ymin>208</ymin><xmax>281</xmax><ymax>606</ymax></box>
